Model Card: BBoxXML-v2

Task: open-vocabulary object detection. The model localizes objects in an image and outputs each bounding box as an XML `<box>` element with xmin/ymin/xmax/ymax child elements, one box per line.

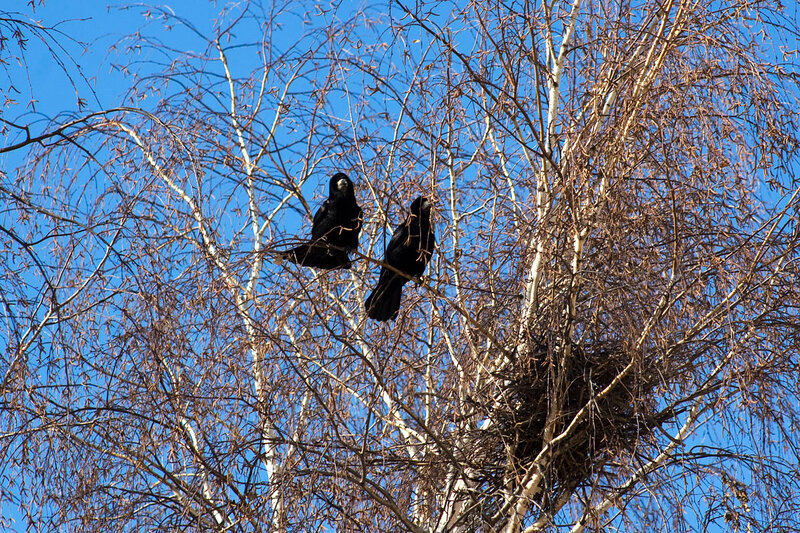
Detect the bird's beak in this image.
<box><xmin>337</xmin><ymin>178</ymin><xmax>348</xmax><ymax>190</ymax></box>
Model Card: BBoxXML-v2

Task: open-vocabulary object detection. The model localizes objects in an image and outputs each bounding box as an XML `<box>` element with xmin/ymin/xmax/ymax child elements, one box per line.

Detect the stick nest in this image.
<box><xmin>462</xmin><ymin>338</ymin><xmax>670</xmax><ymax>522</ymax></box>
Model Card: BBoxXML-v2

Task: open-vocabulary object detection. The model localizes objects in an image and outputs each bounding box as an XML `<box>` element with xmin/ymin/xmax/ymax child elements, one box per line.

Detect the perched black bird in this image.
<box><xmin>365</xmin><ymin>196</ymin><xmax>436</xmax><ymax>321</ymax></box>
<box><xmin>278</xmin><ymin>173</ymin><xmax>363</xmax><ymax>269</ymax></box>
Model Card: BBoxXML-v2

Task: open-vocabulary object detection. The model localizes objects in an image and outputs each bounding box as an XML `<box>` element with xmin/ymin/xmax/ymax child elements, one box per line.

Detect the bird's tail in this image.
<box><xmin>275</xmin><ymin>243</ymin><xmax>311</xmax><ymax>265</ymax></box>
<box><xmin>274</xmin><ymin>243</ymin><xmax>351</xmax><ymax>270</ymax></box>
<box><xmin>365</xmin><ymin>271</ymin><xmax>406</xmax><ymax>321</ymax></box>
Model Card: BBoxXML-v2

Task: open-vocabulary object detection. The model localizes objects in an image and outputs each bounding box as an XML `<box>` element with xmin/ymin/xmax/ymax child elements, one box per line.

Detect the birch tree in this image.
<box><xmin>2</xmin><ymin>0</ymin><xmax>799</xmax><ymax>531</ymax></box>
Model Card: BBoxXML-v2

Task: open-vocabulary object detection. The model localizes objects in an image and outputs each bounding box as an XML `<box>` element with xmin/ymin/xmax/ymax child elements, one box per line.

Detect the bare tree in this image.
<box><xmin>2</xmin><ymin>0</ymin><xmax>799</xmax><ymax>531</ymax></box>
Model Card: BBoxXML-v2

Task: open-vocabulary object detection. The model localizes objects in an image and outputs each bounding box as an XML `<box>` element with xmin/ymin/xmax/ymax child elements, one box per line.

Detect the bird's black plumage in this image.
<box><xmin>279</xmin><ymin>173</ymin><xmax>363</xmax><ymax>269</ymax></box>
<box><xmin>365</xmin><ymin>196</ymin><xmax>436</xmax><ymax>321</ymax></box>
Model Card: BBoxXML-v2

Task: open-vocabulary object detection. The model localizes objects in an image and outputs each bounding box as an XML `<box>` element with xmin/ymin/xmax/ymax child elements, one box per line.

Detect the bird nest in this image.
<box><xmin>462</xmin><ymin>338</ymin><xmax>669</xmax><ymax>520</ymax></box>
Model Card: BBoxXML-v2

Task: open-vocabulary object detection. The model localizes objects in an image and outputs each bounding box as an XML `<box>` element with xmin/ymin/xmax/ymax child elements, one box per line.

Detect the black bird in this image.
<box><xmin>278</xmin><ymin>173</ymin><xmax>363</xmax><ymax>269</ymax></box>
<box><xmin>365</xmin><ymin>196</ymin><xmax>436</xmax><ymax>321</ymax></box>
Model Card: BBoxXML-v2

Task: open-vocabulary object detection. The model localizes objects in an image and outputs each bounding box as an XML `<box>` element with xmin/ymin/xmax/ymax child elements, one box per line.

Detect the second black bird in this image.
<box><xmin>278</xmin><ymin>173</ymin><xmax>363</xmax><ymax>269</ymax></box>
<box><xmin>365</xmin><ymin>196</ymin><xmax>436</xmax><ymax>321</ymax></box>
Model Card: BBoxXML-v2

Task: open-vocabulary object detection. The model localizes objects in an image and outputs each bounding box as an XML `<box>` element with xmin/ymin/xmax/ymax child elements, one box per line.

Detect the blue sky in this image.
<box><xmin>3</xmin><ymin>1</ymin><xmax>800</xmax><ymax>531</ymax></box>
<box><xmin>12</xmin><ymin>2</ymin><xmax>222</xmax><ymax>112</ymax></box>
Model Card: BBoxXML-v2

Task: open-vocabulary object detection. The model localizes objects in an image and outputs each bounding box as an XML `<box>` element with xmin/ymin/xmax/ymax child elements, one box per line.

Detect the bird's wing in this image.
<box><xmin>310</xmin><ymin>199</ymin><xmax>332</xmax><ymax>242</ymax></box>
<box><xmin>385</xmin><ymin>217</ymin><xmax>410</xmax><ymax>260</ymax></box>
